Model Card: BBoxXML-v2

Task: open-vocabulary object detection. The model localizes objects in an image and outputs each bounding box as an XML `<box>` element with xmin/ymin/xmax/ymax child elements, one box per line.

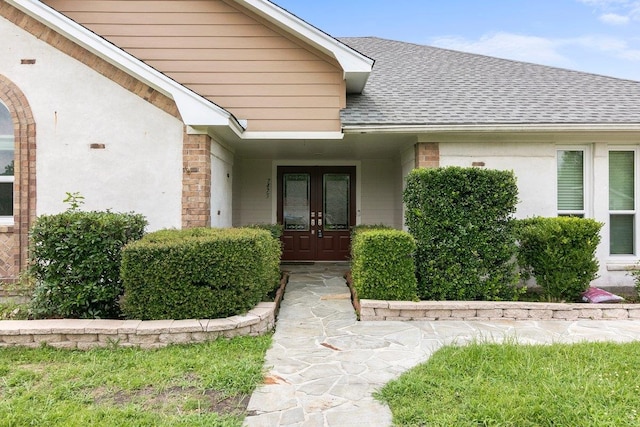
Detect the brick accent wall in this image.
<box><xmin>414</xmin><ymin>142</ymin><xmax>440</xmax><ymax>168</ymax></box>
<box><xmin>182</xmin><ymin>131</ymin><xmax>211</xmax><ymax>228</ymax></box>
<box><xmin>0</xmin><ymin>75</ymin><xmax>36</xmax><ymax>281</ymax></box>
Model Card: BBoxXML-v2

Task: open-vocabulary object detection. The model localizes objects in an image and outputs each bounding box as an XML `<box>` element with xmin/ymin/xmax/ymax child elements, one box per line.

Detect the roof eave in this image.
<box><xmin>342</xmin><ymin>123</ymin><xmax>640</xmax><ymax>134</ymax></box>
<box><xmin>235</xmin><ymin>0</ymin><xmax>373</xmax><ymax>93</ymax></box>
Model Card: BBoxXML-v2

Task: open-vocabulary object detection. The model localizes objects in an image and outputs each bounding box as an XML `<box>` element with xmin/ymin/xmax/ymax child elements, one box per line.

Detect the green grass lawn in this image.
<box><xmin>377</xmin><ymin>340</ymin><xmax>640</xmax><ymax>427</ymax></box>
<box><xmin>0</xmin><ymin>335</ymin><xmax>271</xmax><ymax>427</ymax></box>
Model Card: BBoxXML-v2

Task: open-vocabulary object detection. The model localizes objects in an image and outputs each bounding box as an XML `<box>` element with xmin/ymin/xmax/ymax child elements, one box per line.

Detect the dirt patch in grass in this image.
<box><xmin>93</xmin><ymin>385</ymin><xmax>251</xmax><ymax>417</ymax></box>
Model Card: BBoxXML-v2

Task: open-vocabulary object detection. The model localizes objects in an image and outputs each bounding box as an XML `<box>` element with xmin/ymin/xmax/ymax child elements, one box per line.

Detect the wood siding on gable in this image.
<box><xmin>42</xmin><ymin>0</ymin><xmax>346</xmax><ymax>132</ymax></box>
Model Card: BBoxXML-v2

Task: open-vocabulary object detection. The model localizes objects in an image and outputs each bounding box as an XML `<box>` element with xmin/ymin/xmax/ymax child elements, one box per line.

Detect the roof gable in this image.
<box><xmin>8</xmin><ymin>0</ymin><xmax>374</xmax><ymax>137</ymax></box>
<box><xmin>40</xmin><ymin>0</ymin><xmax>358</xmax><ymax>134</ymax></box>
<box><xmin>235</xmin><ymin>0</ymin><xmax>373</xmax><ymax>93</ymax></box>
<box><xmin>7</xmin><ymin>0</ymin><xmax>243</xmax><ymax>132</ymax></box>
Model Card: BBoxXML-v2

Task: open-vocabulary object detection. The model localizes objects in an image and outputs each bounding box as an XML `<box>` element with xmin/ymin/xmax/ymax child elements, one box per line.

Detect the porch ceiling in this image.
<box><xmin>229</xmin><ymin>132</ymin><xmax>417</xmax><ymax>160</ymax></box>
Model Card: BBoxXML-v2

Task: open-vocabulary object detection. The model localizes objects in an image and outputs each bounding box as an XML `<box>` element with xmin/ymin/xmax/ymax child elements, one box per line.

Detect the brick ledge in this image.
<box><xmin>0</xmin><ymin>302</ymin><xmax>276</xmax><ymax>349</ymax></box>
<box><xmin>359</xmin><ymin>299</ymin><xmax>640</xmax><ymax>321</ymax></box>
<box><xmin>0</xmin><ymin>273</ymin><xmax>289</xmax><ymax>349</ymax></box>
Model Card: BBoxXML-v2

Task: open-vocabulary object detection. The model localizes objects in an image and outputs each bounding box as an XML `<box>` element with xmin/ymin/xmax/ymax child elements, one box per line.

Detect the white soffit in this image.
<box><xmin>7</xmin><ymin>0</ymin><xmax>243</xmax><ymax>132</ymax></box>
<box><xmin>236</xmin><ymin>0</ymin><xmax>374</xmax><ymax>93</ymax></box>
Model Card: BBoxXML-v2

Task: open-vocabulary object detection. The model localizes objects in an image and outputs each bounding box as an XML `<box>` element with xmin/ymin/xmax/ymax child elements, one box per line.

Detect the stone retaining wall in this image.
<box><xmin>0</xmin><ymin>302</ymin><xmax>275</xmax><ymax>349</ymax></box>
<box><xmin>359</xmin><ymin>300</ymin><xmax>640</xmax><ymax>321</ymax></box>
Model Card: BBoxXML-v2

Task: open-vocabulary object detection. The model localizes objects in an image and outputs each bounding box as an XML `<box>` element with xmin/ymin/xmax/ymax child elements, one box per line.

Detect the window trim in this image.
<box><xmin>556</xmin><ymin>146</ymin><xmax>592</xmax><ymax>218</ymax></box>
<box><xmin>0</xmin><ymin>102</ymin><xmax>14</xmax><ymax>226</ymax></box>
<box><xmin>608</xmin><ymin>147</ymin><xmax>638</xmax><ymax>257</ymax></box>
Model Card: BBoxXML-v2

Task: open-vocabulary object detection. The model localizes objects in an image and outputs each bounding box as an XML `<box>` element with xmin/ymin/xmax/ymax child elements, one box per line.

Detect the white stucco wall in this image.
<box><xmin>210</xmin><ymin>139</ymin><xmax>234</xmax><ymax>228</ymax></box>
<box><xmin>360</xmin><ymin>159</ymin><xmax>402</xmax><ymax>228</ymax></box>
<box><xmin>233</xmin><ymin>159</ymin><xmax>273</xmax><ymax>226</ymax></box>
<box><xmin>440</xmin><ymin>141</ymin><xmax>557</xmax><ymax>219</ymax></box>
<box><xmin>439</xmin><ymin>138</ymin><xmax>639</xmax><ymax>288</ymax></box>
<box><xmin>0</xmin><ymin>16</ymin><xmax>184</xmax><ymax>230</ymax></box>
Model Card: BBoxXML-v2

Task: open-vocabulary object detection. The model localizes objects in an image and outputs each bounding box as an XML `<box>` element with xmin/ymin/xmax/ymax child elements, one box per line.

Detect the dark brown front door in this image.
<box><xmin>278</xmin><ymin>166</ymin><xmax>356</xmax><ymax>261</ymax></box>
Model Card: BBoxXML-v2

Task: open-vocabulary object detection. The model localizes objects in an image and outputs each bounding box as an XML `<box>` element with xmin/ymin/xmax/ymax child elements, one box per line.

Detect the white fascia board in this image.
<box><xmin>8</xmin><ymin>0</ymin><xmax>240</xmax><ymax>131</ymax></box>
<box><xmin>240</xmin><ymin>131</ymin><xmax>344</xmax><ymax>140</ymax></box>
<box><xmin>342</xmin><ymin>123</ymin><xmax>640</xmax><ymax>134</ymax></box>
<box><xmin>236</xmin><ymin>0</ymin><xmax>373</xmax><ymax>93</ymax></box>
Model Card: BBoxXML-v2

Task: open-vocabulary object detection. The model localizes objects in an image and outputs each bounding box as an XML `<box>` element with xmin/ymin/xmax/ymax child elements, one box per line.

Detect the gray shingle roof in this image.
<box><xmin>339</xmin><ymin>37</ymin><xmax>640</xmax><ymax>127</ymax></box>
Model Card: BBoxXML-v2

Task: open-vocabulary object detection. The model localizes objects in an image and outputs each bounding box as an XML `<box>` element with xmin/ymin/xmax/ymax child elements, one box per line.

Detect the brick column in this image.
<box><xmin>0</xmin><ymin>74</ymin><xmax>36</xmax><ymax>281</ymax></box>
<box><xmin>182</xmin><ymin>130</ymin><xmax>211</xmax><ymax>228</ymax></box>
<box><xmin>414</xmin><ymin>142</ymin><xmax>440</xmax><ymax>168</ymax></box>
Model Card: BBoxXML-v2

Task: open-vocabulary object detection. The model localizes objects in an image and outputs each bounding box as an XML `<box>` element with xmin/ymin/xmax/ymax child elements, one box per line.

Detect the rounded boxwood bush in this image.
<box><xmin>351</xmin><ymin>228</ymin><xmax>418</xmax><ymax>301</ymax></box>
<box><xmin>29</xmin><ymin>210</ymin><xmax>147</xmax><ymax>319</ymax></box>
<box><xmin>516</xmin><ymin>217</ymin><xmax>602</xmax><ymax>301</ymax></box>
<box><xmin>120</xmin><ymin>227</ymin><xmax>281</xmax><ymax>320</ymax></box>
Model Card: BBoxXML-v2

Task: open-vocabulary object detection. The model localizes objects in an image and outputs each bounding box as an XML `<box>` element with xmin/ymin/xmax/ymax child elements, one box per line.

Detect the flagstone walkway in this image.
<box><xmin>243</xmin><ymin>263</ymin><xmax>640</xmax><ymax>427</ymax></box>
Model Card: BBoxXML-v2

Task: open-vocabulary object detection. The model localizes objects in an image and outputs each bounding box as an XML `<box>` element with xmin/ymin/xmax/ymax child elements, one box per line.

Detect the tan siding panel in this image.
<box><xmin>146</xmin><ymin>60</ymin><xmax>337</xmax><ymax>73</ymax></box>
<box><xmin>44</xmin><ymin>1</ymin><xmax>233</xmax><ymax>13</ymax></box>
<box><xmin>43</xmin><ymin>0</ymin><xmax>346</xmax><ymax>132</ymax></box>
<box><xmin>87</xmin><ymin>24</ymin><xmax>278</xmax><ymax>37</ymax></box>
<box><xmin>66</xmin><ymin>12</ymin><xmax>252</xmax><ymax>25</ymax></box>
<box><xmin>208</xmin><ymin>96</ymin><xmax>342</xmax><ymax>109</ymax></box>
<box><xmin>107</xmin><ymin>36</ymin><xmax>300</xmax><ymax>49</ymax></box>
<box><xmin>166</xmin><ymin>72</ymin><xmax>342</xmax><ymax>85</ymax></box>
<box><xmin>188</xmin><ymin>84</ymin><xmax>343</xmax><ymax>97</ymax></box>
<box><xmin>227</xmin><ymin>108</ymin><xmax>338</xmax><ymax>120</ymax></box>
<box><xmin>130</xmin><ymin>48</ymin><xmax>321</xmax><ymax>62</ymax></box>
<box><xmin>246</xmin><ymin>120</ymin><xmax>341</xmax><ymax>132</ymax></box>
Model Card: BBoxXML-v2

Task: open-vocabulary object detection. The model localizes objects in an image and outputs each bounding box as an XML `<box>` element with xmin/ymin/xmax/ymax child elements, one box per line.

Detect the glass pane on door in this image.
<box><xmin>283</xmin><ymin>174</ymin><xmax>310</xmax><ymax>231</ymax></box>
<box><xmin>323</xmin><ymin>174</ymin><xmax>350</xmax><ymax>230</ymax></box>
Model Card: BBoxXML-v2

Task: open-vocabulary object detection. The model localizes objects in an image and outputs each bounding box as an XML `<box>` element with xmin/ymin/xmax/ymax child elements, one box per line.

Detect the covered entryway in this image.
<box><xmin>277</xmin><ymin>166</ymin><xmax>355</xmax><ymax>261</ymax></box>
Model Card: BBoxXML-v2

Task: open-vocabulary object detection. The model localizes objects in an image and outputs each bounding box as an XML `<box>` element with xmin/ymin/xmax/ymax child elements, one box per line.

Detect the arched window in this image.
<box><xmin>0</xmin><ymin>101</ymin><xmax>14</xmax><ymax>221</ymax></box>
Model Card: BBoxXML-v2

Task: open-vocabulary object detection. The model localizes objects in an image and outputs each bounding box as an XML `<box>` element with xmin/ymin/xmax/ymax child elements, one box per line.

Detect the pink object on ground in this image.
<box><xmin>581</xmin><ymin>287</ymin><xmax>624</xmax><ymax>303</ymax></box>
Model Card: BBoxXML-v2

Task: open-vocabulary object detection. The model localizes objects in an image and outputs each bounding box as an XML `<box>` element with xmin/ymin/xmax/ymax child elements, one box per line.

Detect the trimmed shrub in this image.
<box><xmin>516</xmin><ymin>217</ymin><xmax>602</xmax><ymax>301</ymax></box>
<box><xmin>404</xmin><ymin>167</ymin><xmax>522</xmax><ymax>301</ymax></box>
<box><xmin>351</xmin><ymin>224</ymin><xmax>392</xmax><ymax>236</ymax></box>
<box><xmin>120</xmin><ymin>227</ymin><xmax>281</xmax><ymax>320</ymax></box>
<box><xmin>351</xmin><ymin>228</ymin><xmax>418</xmax><ymax>301</ymax></box>
<box><xmin>29</xmin><ymin>211</ymin><xmax>147</xmax><ymax>319</ymax></box>
<box><xmin>246</xmin><ymin>223</ymin><xmax>284</xmax><ymax>239</ymax></box>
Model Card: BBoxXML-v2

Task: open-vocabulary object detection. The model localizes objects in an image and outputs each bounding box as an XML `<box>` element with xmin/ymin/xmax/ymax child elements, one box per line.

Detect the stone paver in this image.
<box><xmin>244</xmin><ymin>263</ymin><xmax>640</xmax><ymax>427</ymax></box>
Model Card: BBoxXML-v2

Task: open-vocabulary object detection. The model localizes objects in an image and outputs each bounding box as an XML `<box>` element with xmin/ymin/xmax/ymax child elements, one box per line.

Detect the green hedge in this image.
<box><xmin>404</xmin><ymin>167</ymin><xmax>522</xmax><ymax>301</ymax></box>
<box><xmin>516</xmin><ymin>217</ymin><xmax>602</xmax><ymax>301</ymax></box>
<box><xmin>246</xmin><ymin>223</ymin><xmax>284</xmax><ymax>239</ymax></box>
<box><xmin>29</xmin><ymin>211</ymin><xmax>147</xmax><ymax>319</ymax></box>
<box><xmin>351</xmin><ymin>224</ymin><xmax>392</xmax><ymax>236</ymax></box>
<box><xmin>120</xmin><ymin>227</ymin><xmax>281</xmax><ymax>320</ymax></box>
<box><xmin>351</xmin><ymin>228</ymin><xmax>418</xmax><ymax>301</ymax></box>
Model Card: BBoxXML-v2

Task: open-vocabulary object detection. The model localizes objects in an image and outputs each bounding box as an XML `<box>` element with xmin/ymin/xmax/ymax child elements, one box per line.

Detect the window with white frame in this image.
<box><xmin>0</xmin><ymin>101</ymin><xmax>13</xmax><ymax>222</ymax></box>
<box><xmin>609</xmin><ymin>149</ymin><xmax>636</xmax><ymax>255</ymax></box>
<box><xmin>557</xmin><ymin>149</ymin><xmax>587</xmax><ymax>217</ymax></box>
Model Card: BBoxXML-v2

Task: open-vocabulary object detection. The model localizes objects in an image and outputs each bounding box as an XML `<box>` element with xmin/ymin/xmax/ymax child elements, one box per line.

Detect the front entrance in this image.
<box><xmin>277</xmin><ymin>166</ymin><xmax>356</xmax><ymax>261</ymax></box>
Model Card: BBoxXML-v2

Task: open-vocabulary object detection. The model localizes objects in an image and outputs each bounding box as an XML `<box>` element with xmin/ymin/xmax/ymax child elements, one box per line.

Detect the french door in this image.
<box><xmin>277</xmin><ymin>166</ymin><xmax>356</xmax><ymax>261</ymax></box>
